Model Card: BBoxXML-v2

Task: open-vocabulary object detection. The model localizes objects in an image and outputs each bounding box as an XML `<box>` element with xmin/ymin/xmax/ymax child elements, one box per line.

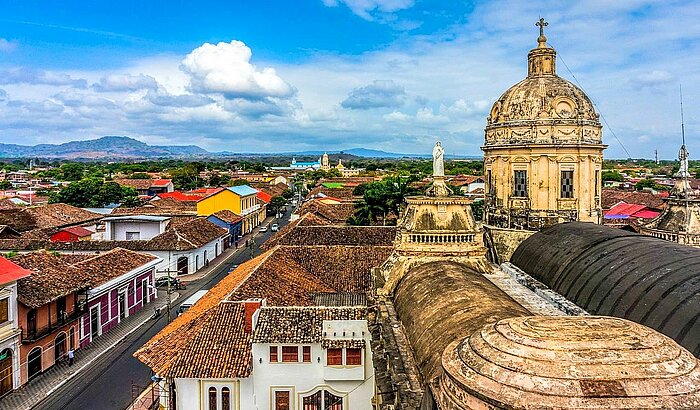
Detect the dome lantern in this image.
<box><xmin>528</xmin><ymin>18</ymin><xmax>556</xmax><ymax>77</ymax></box>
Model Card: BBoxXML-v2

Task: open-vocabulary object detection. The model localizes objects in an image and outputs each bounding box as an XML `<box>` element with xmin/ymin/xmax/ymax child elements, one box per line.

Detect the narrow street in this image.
<box><xmin>32</xmin><ymin>217</ymin><xmax>289</xmax><ymax>410</ymax></box>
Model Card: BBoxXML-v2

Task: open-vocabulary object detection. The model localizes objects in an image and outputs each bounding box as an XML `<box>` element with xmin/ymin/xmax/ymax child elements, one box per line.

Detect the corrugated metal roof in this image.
<box><xmin>511</xmin><ymin>222</ymin><xmax>700</xmax><ymax>356</ymax></box>
<box><xmin>227</xmin><ymin>185</ymin><xmax>258</xmax><ymax>196</ymax></box>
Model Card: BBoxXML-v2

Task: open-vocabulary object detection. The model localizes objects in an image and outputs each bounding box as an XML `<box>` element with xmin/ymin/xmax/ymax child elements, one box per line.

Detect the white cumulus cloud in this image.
<box><xmin>180</xmin><ymin>40</ymin><xmax>294</xmax><ymax>100</ymax></box>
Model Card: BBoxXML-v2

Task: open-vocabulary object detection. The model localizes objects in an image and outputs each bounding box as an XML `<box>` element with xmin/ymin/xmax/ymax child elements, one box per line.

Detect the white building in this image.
<box><xmin>140</xmin><ymin>301</ymin><xmax>374</xmax><ymax>410</ymax></box>
<box><xmin>102</xmin><ymin>215</ymin><xmax>170</xmax><ymax>241</ymax></box>
<box><xmin>0</xmin><ymin>258</ymin><xmax>32</xmax><ymax>397</ymax></box>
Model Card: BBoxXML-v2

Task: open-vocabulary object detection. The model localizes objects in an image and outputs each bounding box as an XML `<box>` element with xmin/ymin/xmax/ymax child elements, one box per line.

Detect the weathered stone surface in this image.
<box><xmin>438</xmin><ymin>316</ymin><xmax>700</xmax><ymax>409</ymax></box>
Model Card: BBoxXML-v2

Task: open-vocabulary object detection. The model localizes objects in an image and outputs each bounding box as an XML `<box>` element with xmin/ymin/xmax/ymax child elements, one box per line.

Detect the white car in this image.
<box><xmin>259</xmin><ymin>226</ymin><xmax>268</xmax><ymax>233</ymax></box>
<box><xmin>271</xmin><ymin>224</ymin><xmax>279</xmax><ymax>232</ymax></box>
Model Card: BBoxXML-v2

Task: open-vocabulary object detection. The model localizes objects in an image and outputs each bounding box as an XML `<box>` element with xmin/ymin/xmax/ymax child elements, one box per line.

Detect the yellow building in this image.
<box><xmin>197</xmin><ymin>185</ymin><xmax>262</xmax><ymax>233</ymax></box>
<box><xmin>483</xmin><ymin>19</ymin><xmax>606</xmax><ymax>231</ymax></box>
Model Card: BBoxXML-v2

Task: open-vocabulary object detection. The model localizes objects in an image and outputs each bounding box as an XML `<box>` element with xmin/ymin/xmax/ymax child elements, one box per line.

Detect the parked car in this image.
<box><xmin>259</xmin><ymin>226</ymin><xmax>268</xmax><ymax>233</ymax></box>
<box><xmin>155</xmin><ymin>277</ymin><xmax>186</xmax><ymax>290</ymax></box>
<box><xmin>271</xmin><ymin>223</ymin><xmax>279</xmax><ymax>232</ymax></box>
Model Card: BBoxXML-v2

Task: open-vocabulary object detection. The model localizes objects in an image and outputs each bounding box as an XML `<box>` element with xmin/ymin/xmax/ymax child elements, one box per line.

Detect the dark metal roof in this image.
<box><xmin>511</xmin><ymin>221</ymin><xmax>700</xmax><ymax>356</ymax></box>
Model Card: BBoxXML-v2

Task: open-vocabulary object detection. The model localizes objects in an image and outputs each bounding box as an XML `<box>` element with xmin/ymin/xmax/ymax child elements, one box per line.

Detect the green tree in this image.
<box><xmin>230</xmin><ymin>179</ymin><xmax>249</xmax><ymax>186</ymax></box>
<box><xmin>270</xmin><ymin>196</ymin><xmax>286</xmax><ymax>214</ymax></box>
<box><xmin>50</xmin><ymin>178</ymin><xmax>140</xmax><ymax>207</ymax></box>
<box><xmin>60</xmin><ymin>163</ymin><xmax>85</xmax><ymax>181</ymax></box>
<box><xmin>601</xmin><ymin>170</ymin><xmax>624</xmax><ymax>182</ymax></box>
<box><xmin>128</xmin><ymin>172</ymin><xmax>151</xmax><ymax>179</ymax></box>
<box><xmin>0</xmin><ymin>180</ymin><xmax>12</xmax><ymax>190</ymax></box>
<box><xmin>208</xmin><ymin>173</ymin><xmax>231</xmax><ymax>187</ymax></box>
<box><xmin>281</xmin><ymin>188</ymin><xmax>294</xmax><ymax>199</ymax></box>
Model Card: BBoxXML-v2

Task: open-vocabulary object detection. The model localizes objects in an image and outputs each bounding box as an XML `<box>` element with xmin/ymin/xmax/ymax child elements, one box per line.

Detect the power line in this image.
<box><xmin>553</xmin><ymin>45</ymin><xmax>632</xmax><ymax>159</ymax></box>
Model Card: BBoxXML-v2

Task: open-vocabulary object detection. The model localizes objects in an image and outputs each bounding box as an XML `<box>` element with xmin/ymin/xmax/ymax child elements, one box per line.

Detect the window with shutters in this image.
<box><xmin>561</xmin><ymin>170</ymin><xmax>574</xmax><ymax>198</ymax></box>
<box><xmin>303</xmin><ymin>346</ymin><xmax>311</xmax><ymax>363</ymax></box>
<box><xmin>513</xmin><ymin>170</ymin><xmax>528</xmax><ymax>197</ymax></box>
<box><xmin>282</xmin><ymin>346</ymin><xmax>298</xmax><ymax>362</ymax></box>
<box><xmin>346</xmin><ymin>348</ymin><xmax>362</xmax><ymax>365</ymax></box>
<box><xmin>269</xmin><ymin>346</ymin><xmax>278</xmax><ymax>363</ymax></box>
<box><xmin>327</xmin><ymin>348</ymin><xmax>342</xmax><ymax>365</ymax></box>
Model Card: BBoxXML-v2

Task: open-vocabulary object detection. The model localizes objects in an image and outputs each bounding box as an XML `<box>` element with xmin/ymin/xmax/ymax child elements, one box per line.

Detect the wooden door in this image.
<box><xmin>275</xmin><ymin>391</ymin><xmax>290</xmax><ymax>410</ymax></box>
<box><xmin>0</xmin><ymin>349</ymin><xmax>12</xmax><ymax>396</ymax></box>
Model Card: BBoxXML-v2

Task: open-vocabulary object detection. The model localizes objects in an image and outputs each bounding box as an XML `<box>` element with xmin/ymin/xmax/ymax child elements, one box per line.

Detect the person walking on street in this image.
<box><xmin>68</xmin><ymin>349</ymin><xmax>74</xmax><ymax>366</ymax></box>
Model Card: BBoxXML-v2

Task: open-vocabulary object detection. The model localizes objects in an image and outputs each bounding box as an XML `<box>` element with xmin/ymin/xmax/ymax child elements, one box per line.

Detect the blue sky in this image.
<box><xmin>0</xmin><ymin>0</ymin><xmax>698</xmax><ymax>158</ymax></box>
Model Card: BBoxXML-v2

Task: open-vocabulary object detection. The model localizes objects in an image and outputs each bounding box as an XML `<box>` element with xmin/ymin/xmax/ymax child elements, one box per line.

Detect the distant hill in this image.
<box><xmin>0</xmin><ymin>136</ymin><xmax>208</xmax><ymax>159</ymax></box>
<box><xmin>0</xmin><ymin>136</ymin><xmax>481</xmax><ymax>160</ymax></box>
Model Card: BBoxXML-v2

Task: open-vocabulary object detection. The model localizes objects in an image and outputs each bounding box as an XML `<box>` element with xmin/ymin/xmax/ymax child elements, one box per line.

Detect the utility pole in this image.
<box><xmin>156</xmin><ymin>265</ymin><xmax>180</xmax><ymax>323</ymax></box>
<box><xmin>655</xmin><ymin>149</ymin><xmax>659</xmax><ymax>165</ymax></box>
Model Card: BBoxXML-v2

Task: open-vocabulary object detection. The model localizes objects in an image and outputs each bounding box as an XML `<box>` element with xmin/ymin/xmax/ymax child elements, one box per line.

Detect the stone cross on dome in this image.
<box><xmin>536</xmin><ymin>17</ymin><xmax>548</xmax><ymax>47</ymax></box>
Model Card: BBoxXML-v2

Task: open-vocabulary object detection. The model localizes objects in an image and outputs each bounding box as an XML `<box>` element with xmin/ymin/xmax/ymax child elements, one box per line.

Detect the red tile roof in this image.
<box><xmin>601</xmin><ymin>189</ymin><xmax>665</xmax><ymax>210</ymax></box>
<box><xmin>151</xmin><ymin>179</ymin><xmax>172</xmax><ymax>187</ymax></box>
<box><xmin>211</xmin><ymin>210</ymin><xmax>243</xmax><ymax>224</ymax></box>
<box><xmin>256</xmin><ymin>191</ymin><xmax>272</xmax><ymax>204</ymax></box>
<box><xmin>155</xmin><ymin>192</ymin><xmax>204</xmax><ymax>201</ymax></box>
<box><xmin>0</xmin><ymin>257</ymin><xmax>32</xmax><ymax>284</ymax></box>
<box><xmin>61</xmin><ymin>226</ymin><xmax>93</xmax><ymax>237</ymax></box>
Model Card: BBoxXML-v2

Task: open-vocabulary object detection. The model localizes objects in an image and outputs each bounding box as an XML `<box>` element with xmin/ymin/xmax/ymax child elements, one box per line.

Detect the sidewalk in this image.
<box><xmin>2</xmin><ymin>289</ymin><xmax>180</xmax><ymax>410</ymax></box>
<box><xmin>176</xmin><ymin>215</ymin><xmax>278</xmax><ymax>282</ymax></box>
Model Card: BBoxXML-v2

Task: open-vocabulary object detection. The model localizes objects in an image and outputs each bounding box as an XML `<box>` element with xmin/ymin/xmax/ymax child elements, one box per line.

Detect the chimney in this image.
<box><xmin>243</xmin><ymin>299</ymin><xmax>262</xmax><ymax>333</ymax></box>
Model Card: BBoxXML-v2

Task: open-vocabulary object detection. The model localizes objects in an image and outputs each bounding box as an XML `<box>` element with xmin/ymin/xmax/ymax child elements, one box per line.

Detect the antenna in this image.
<box><xmin>681</xmin><ymin>84</ymin><xmax>686</xmax><ymax>146</ymax></box>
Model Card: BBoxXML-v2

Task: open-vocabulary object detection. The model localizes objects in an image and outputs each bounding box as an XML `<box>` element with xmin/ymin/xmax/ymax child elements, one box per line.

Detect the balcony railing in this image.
<box><xmin>21</xmin><ymin>308</ymin><xmax>85</xmax><ymax>343</ymax></box>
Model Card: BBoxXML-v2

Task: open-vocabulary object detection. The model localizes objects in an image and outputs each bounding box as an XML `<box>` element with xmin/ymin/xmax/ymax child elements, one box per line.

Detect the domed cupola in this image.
<box><xmin>485</xmin><ymin>18</ymin><xmax>602</xmax><ymax>146</ymax></box>
<box><xmin>481</xmin><ymin>19</ymin><xmax>606</xmax><ymax>236</ymax></box>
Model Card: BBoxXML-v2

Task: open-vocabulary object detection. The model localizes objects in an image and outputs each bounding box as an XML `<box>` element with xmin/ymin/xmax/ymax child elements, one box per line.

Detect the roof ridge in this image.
<box><xmin>221</xmin><ymin>247</ymin><xmax>277</xmax><ymax>302</ymax></box>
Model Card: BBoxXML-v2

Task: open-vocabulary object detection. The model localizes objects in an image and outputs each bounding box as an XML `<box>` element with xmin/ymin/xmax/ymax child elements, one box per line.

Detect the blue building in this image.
<box><xmin>206</xmin><ymin>210</ymin><xmax>244</xmax><ymax>248</ymax></box>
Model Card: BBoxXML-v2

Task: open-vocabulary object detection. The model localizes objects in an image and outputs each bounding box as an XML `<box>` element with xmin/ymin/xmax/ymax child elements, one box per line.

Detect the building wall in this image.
<box><xmin>484</xmin><ymin>145</ymin><xmax>603</xmax><ymax>230</ymax></box>
<box><xmin>197</xmin><ymin>190</ymin><xmax>242</xmax><ymax>216</ymax></box>
<box><xmin>0</xmin><ymin>282</ymin><xmax>21</xmax><ymax>392</ymax></box>
<box><xmin>79</xmin><ymin>268</ymin><xmax>155</xmax><ymax>348</ymax></box>
<box><xmin>150</xmin><ymin>237</ymin><xmax>224</xmax><ymax>278</ymax></box>
<box><xmin>107</xmin><ymin>221</ymin><xmax>163</xmax><ymax>241</ymax></box>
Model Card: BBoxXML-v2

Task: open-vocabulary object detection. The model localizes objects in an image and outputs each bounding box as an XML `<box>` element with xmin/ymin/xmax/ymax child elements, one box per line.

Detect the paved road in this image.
<box><xmin>33</xmin><ymin>217</ymin><xmax>288</xmax><ymax>410</ymax></box>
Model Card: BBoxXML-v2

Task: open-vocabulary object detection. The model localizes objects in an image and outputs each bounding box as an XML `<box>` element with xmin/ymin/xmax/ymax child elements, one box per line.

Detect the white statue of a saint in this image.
<box><xmin>432</xmin><ymin>141</ymin><xmax>445</xmax><ymax>177</ymax></box>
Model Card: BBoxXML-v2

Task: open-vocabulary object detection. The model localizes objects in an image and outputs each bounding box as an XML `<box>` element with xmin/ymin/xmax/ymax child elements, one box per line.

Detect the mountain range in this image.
<box><xmin>0</xmin><ymin>136</ymin><xmax>479</xmax><ymax>159</ymax></box>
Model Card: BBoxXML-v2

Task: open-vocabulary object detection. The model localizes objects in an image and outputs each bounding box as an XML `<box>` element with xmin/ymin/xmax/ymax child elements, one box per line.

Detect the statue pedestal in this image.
<box><xmin>427</xmin><ymin>176</ymin><xmax>451</xmax><ymax>197</ymax></box>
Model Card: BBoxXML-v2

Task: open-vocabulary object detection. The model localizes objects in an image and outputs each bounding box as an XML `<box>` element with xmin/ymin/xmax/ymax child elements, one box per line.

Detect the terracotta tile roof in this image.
<box><xmin>73</xmin><ymin>248</ymin><xmax>157</xmax><ymax>287</ymax></box>
<box><xmin>0</xmin><ymin>217</ymin><xmax>227</xmax><ymax>252</ymax></box>
<box><xmin>0</xmin><ymin>203</ymin><xmax>101</xmax><ymax>232</ymax></box>
<box><xmin>251</xmin><ymin>306</ymin><xmax>366</xmax><ymax>344</ymax></box>
<box><xmin>298</xmin><ymin>200</ymin><xmax>356</xmax><ymax>224</ymax></box>
<box><xmin>601</xmin><ymin>189</ymin><xmax>666</xmax><ymax>210</ymax></box>
<box><xmin>0</xmin><ymin>225</ymin><xmax>20</xmax><ymax>239</ymax></box>
<box><xmin>211</xmin><ymin>210</ymin><xmax>242</xmax><ymax>224</ymax></box>
<box><xmin>112</xmin><ymin>197</ymin><xmax>197</xmax><ymax>216</ymax></box>
<box><xmin>114</xmin><ymin>178</ymin><xmax>154</xmax><ymax>190</ymax></box>
<box><xmin>11</xmin><ymin>252</ymin><xmax>88</xmax><ymax>308</ymax></box>
<box><xmin>11</xmin><ymin>248</ymin><xmax>157</xmax><ymax>307</ymax></box>
<box><xmin>308</xmin><ymin>186</ymin><xmax>355</xmax><ymax>200</ymax></box>
<box><xmin>136</xmin><ymin>240</ymin><xmax>390</xmax><ymax>378</ymax></box>
<box><xmin>321</xmin><ymin>339</ymin><xmax>365</xmax><ymax>349</ymax></box>
<box><xmin>312</xmin><ymin>292</ymin><xmax>368</xmax><ymax>307</ymax></box>
<box><xmin>263</xmin><ymin>225</ymin><xmax>396</xmax><ymax>249</ymax></box>
<box><xmin>135</xmin><ymin>253</ymin><xmax>269</xmax><ymax>378</ymax></box>
<box><xmin>0</xmin><ymin>199</ymin><xmax>18</xmax><ymax>210</ymax></box>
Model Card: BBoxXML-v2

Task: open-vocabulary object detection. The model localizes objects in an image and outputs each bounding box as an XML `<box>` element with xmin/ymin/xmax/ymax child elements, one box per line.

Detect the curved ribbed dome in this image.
<box><xmin>484</xmin><ymin>28</ymin><xmax>603</xmax><ymax>146</ymax></box>
<box><xmin>488</xmin><ymin>75</ymin><xmax>599</xmax><ymax>125</ymax></box>
<box><xmin>439</xmin><ymin>316</ymin><xmax>700</xmax><ymax>409</ymax></box>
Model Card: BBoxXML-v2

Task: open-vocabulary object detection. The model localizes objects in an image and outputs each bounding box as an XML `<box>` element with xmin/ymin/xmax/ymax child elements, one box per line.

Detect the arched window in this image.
<box><xmin>176</xmin><ymin>257</ymin><xmax>188</xmax><ymax>275</ymax></box>
<box><xmin>221</xmin><ymin>387</ymin><xmax>231</xmax><ymax>410</ymax></box>
<box><xmin>208</xmin><ymin>386</ymin><xmax>217</xmax><ymax>410</ymax></box>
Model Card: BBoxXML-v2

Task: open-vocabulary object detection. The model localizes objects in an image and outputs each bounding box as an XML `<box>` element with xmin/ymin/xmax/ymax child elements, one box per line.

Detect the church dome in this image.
<box><xmin>439</xmin><ymin>316</ymin><xmax>700</xmax><ymax>409</ymax></box>
<box><xmin>485</xmin><ymin>19</ymin><xmax>602</xmax><ymax>146</ymax></box>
